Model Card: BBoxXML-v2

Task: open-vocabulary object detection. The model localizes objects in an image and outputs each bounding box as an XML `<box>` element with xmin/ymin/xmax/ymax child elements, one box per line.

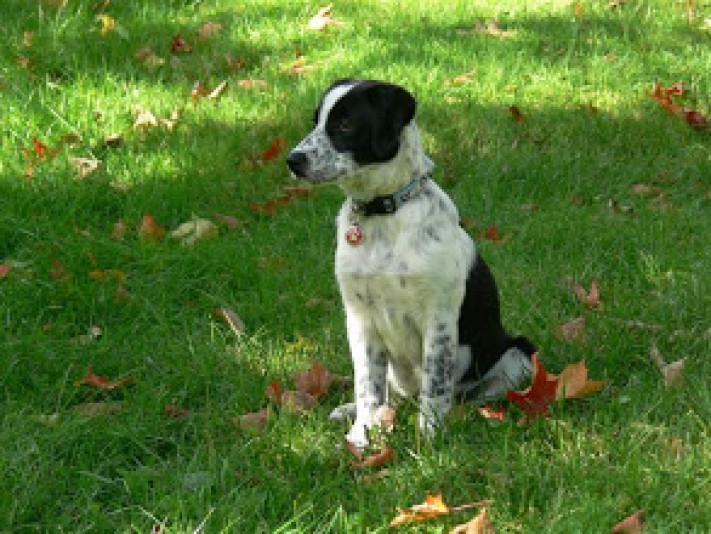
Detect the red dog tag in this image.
<box><xmin>345</xmin><ymin>224</ymin><xmax>363</xmax><ymax>245</ymax></box>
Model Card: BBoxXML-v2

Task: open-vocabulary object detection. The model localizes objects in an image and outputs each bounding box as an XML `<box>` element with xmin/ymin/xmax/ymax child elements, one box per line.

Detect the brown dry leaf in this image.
<box><xmin>390</xmin><ymin>494</ymin><xmax>451</xmax><ymax>527</ymax></box>
<box><xmin>170</xmin><ymin>34</ymin><xmax>192</xmax><ymax>54</ymax></box>
<box><xmin>237</xmin><ymin>79</ymin><xmax>268</xmax><ymax>90</ymax></box>
<box><xmin>449</xmin><ymin>507</ymin><xmax>495</xmax><ymax>534</ymax></box>
<box><xmin>235</xmin><ymin>408</ymin><xmax>270</xmax><ymax>433</ymax></box>
<box><xmin>352</xmin><ymin>446</ymin><xmax>394</xmax><ymax>469</ymax></box>
<box><xmin>135</xmin><ymin>46</ymin><xmax>165</xmax><ymax>68</ymax></box>
<box><xmin>48</xmin><ymin>255</ymin><xmax>70</xmax><ymax>282</ymax></box>
<box><xmin>73</xmin><ymin>402</ymin><xmax>124</xmax><ymax>417</ymax></box>
<box><xmin>286</xmin><ymin>56</ymin><xmax>314</xmax><ymax>76</ymax></box>
<box><xmin>190</xmin><ymin>81</ymin><xmax>210</xmax><ymax>101</ymax></box>
<box><xmin>632</xmin><ymin>183</ymin><xmax>665</xmax><ymax>197</ymax></box>
<box><xmin>111</xmin><ymin>219</ymin><xmax>127</xmax><ymax>240</ymax></box>
<box><xmin>164</xmin><ymin>403</ymin><xmax>191</xmax><ymax>419</ymax></box>
<box><xmin>508</xmin><ymin>105</ymin><xmax>525</xmax><ymax>123</ymax></box>
<box><xmin>134</xmin><ymin>110</ymin><xmax>158</xmax><ymax>130</ymax></box>
<box><xmin>265</xmin><ymin>380</ymin><xmax>283</xmax><ymax>404</ymax></box>
<box><xmin>170</xmin><ymin>217</ymin><xmax>218</xmax><ymax>246</ymax></box>
<box><xmin>572</xmin><ymin>279</ymin><xmax>603</xmax><ymax>310</ymax></box>
<box><xmin>103</xmin><ymin>132</ymin><xmax>124</xmax><ymax>148</ymax></box>
<box><xmin>208</xmin><ymin>80</ymin><xmax>229</xmax><ymax>100</ymax></box>
<box><xmin>225</xmin><ymin>56</ymin><xmax>247</xmax><ymax>73</ymax></box>
<box><xmin>555</xmin><ymin>360</ymin><xmax>606</xmax><ymax>399</ymax></box>
<box><xmin>649</xmin><ymin>346</ymin><xmax>685</xmax><ymax>386</ymax></box>
<box><xmin>197</xmin><ymin>21</ymin><xmax>223</xmax><ymax>40</ymax></box>
<box><xmin>611</xmin><ymin>509</ymin><xmax>644</xmax><ymax>533</ymax></box>
<box><xmin>213</xmin><ymin>213</ymin><xmax>247</xmax><ymax>230</ymax></box>
<box><xmin>557</xmin><ymin>316</ymin><xmax>586</xmax><ymax>343</ymax></box>
<box><xmin>137</xmin><ymin>213</ymin><xmax>165</xmax><ymax>243</ymax></box>
<box><xmin>308</xmin><ymin>4</ymin><xmax>345</xmax><ymax>31</ymax></box>
<box><xmin>280</xmin><ymin>390</ymin><xmax>317</xmax><ymax>414</ymax></box>
<box><xmin>212</xmin><ymin>308</ymin><xmax>245</xmax><ymax>335</ymax></box>
<box><xmin>477</xmin><ymin>405</ymin><xmax>506</xmax><ymax>421</ymax></box>
<box><xmin>74</xmin><ymin>366</ymin><xmax>134</xmax><ymax>390</ymax></box>
<box><xmin>70</xmin><ymin>157</ymin><xmax>101</xmax><ymax>180</ymax></box>
<box><xmin>293</xmin><ymin>361</ymin><xmax>332</xmax><ymax>400</ymax></box>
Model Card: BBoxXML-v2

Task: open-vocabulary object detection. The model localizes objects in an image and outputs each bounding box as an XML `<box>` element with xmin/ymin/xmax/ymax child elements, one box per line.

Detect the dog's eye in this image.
<box><xmin>336</xmin><ymin>118</ymin><xmax>354</xmax><ymax>133</ymax></box>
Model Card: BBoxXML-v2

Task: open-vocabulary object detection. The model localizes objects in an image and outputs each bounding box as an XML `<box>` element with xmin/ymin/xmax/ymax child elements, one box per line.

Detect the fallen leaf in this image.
<box><xmin>308</xmin><ymin>4</ymin><xmax>345</xmax><ymax>31</ymax></box>
<box><xmin>212</xmin><ymin>308</ymin><xmax>245</xmax><ymax>334</ymax></box>
<box><xmin>261</xmin><ymin>137</ymin><xmax>286</xmax><ymax>162</ymax></box>
<box><xmin>449</xmin><ymin>507</ymin><xmax>495</xmax><ymax>534</ymax></box>
<box><xmin>74</xmin><ymin>366</ymin><xmax>134</xmax><ymax>390</ymax></box>
<box><xmin>458</xmin><ymin>20</ymin><xmax>517</xmax><ymax>37</ymax></box>
<box><xmin>73</xmin><ymin>401</ymin><xmax>125</xmax><ymax>417</ymax></box>
<box><xmin>647</xmin><ymin>81</ymin><xmax>708</xmax><ymax>130</ymax></box>
<box><xmin>196</xmin><ymin>21</ymin><xmax>223</xmax><ymax>40</ymax></box>
<box><xmin>137</xmin><ymin>213</ymin><xmax>165</xmax><ymax>243</ymax></box>
<box><xmin>237</xmin><ymin>79</ymin><xmax>268</xmax><ymax>90</ymax></box>
<box><xmin>133</xmin><ymin>110</ymin><xmax>158</xmax><ymax>130</ymax></box>
<box><xmin>477</xmin><ymin>404</ymin><xmax>506</xmax><ymax>421</ymax></box>
<box><xmin>293</xmin><ymin>361</ymin><xmax>332</xmax><ymax>400</ymax></box>
<box><xmin>225</xmin><ymin>55</ymin><xmax>247</xmax><ymax>73</ymax></box>
<box><xmin>135</xmin><ymin>46</ymin><xmax>165</xmax><ymax>68</ymax></box>
<box><xmin>611</xmin><ymin>509</ymin><xmax>644</xmax><ymax>533</ymax></box>
<box><xmin>352</xmin><ymin>446</ymin><xmax>394</xmax><ymax>469</ymax></box>
<box><xmin>212</xmin><ymin>213</ymin><xmax>247</xmax><ymax>230</ymax></box>
<box><xmin>164</xmin><ymin>403</ymin><xmax>191</xmax><ymax>419</ymax></box>
<box><xmin>390</xmin><ymin>494</ymin><xmax>450</xmax><ymax>527</ymax></box>
<box><xmin>103</xmin><ymin>132</ymin><xmax>124</xmax><ymax>148</ymax></box>
<box><xmin>111</xmin><ymin>219</ymin><xmax>127</xmax><ymax>240</ymax></box>
<box><xmin>265</xmin><ymin>380</ymin><xmax>283</xmax><ymax>404</ymax></box>
<box><xmin>48</xmin><ymin>255</ymin><xmax>70</xmax><ymax>281</ymax></box>
<box><xmin>286</xmin><ymin>56</ymin><xmax>315</xmax><ymax>76</ymax></box>
<box><xmin>481</xmin><ymin>225</ymin><xmax>509</xmax><ymax>243</ymax></box>
<box><xmin>572</xmin><ymin>279</ymin><xmax>603</xmax><ymax>310</ymax></box>
<box><xmin>170</xmin><ymin>216</ymin><xmax>218</xmax><ymax>246</ymax></box>
<box><xmin>23</xmin><ymin>31</ymin><xmax>35</xmax><ymax>48</ymax></box>
<box><xmin>235</xmin><ymin>408</ymin><xmax>270</xmax><ymax>433</ymax></box>
<box><xmin>508</xmin><ymin>105</ymin><xmax>525</xmax><ymax>123</ymax></box>
<box><xmin>557</xmin><ymin>316</ymin><xmax>586</xmax><ymax>343</ymax></box>
<box><xmin>0</xmin><ymin>264</ymin><xmax>11</xmax><ymax>279</ymax></box>
<box><xmin>190</xmin><ymin>81</ymin><xmax>210</xmax><ymax>101</ymax></box>
<box><xmin>555</xmin><ymin>360</ymin><xmax>606</xmax><ymax>399</ymax></box>
<box><xmin>632</xmin><ymin>183</ymin><xmax>665</xmax><ymax>197</ymax></box>
<box><xmin>506</xmin><ymin>353</ymin><xmax>558</xmax><ymax>417</ymax></box>
<box><xmin>170</xmin><ymin>34</ymin><xmax>192</xmax><ymax>54</ymax></box>
<box><xmin>649</xmin><ymin>346</ymin><xmax>685</xmax><ymax>386</ymax></box>
<box><xmin>70</xmin><ymin>157</ymin><xmax>101</xmax><ymax>180</ymax></box>
<box><xmin>208</xmin><ymin>80</ymin><xmax>229</xmax><ymax>100</ymax></box>
<box><xmin>97</xmin><ymin>14</ymin><xmax>115</xmax><ymax>36</ymax></box>
<box><xmin>280</xmin><ymin>390</ymin><xmax>317</xmax><ymax>414</ymax></box>
<box><xmin>373</xmin><ymin>404</ymin><xmax>397</xmax><ymax>431</ymax></box>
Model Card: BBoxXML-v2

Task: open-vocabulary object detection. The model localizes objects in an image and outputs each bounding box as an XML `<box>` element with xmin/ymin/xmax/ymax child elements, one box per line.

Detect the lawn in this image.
<box><xmin>1</xmin><ymin>0</ymin><xmax>710</xmax><ymax>531</ymax></box>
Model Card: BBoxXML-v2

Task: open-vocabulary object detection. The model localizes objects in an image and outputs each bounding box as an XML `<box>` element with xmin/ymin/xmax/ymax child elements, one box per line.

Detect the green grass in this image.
<box><xmin>1</xmin><ymin>0</ymin><xmax>710</xmax><ymax>531</ymax></box>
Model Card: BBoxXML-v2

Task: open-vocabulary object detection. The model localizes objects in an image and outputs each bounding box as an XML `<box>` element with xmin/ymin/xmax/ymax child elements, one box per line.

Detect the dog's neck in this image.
<box><xmin>337</xmin><ymin>122</ymin><xmax>433</xmax><ymax>202</ymax></box>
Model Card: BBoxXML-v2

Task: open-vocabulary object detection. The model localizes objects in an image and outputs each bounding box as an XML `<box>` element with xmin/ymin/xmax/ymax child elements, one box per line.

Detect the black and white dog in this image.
<box><xmin>287</xmin><ymin>79</ymin><xmax>535</xmax><ymax>448</ymax></box>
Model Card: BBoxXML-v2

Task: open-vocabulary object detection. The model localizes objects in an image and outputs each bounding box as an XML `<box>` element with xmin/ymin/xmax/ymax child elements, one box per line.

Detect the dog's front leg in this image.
<box><xmin>344</xmin><ymin>309</ymin><xmax>387</xmax><ymax>449</ymax></box>
<box><xmin>419</xmin><ymin>317</ymin><xmax>457</xmax><ymax>438</ymax></box>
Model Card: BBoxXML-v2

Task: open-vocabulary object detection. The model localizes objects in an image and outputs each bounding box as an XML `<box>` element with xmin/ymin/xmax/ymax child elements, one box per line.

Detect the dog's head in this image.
<box><xmin>286</xmin><ymin>79</ymin><xmax>416</xmax><ymax>182</ymax></box>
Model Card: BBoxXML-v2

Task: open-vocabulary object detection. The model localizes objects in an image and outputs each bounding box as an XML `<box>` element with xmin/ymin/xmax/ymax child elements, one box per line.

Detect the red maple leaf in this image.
<box><xmin>506</xmin><ymin>353</ymin><xmax>558</xmax><ymax>417</ymax></box>
<box><xmin>261</xmin><ymin>137</ymin><xmax>286</xmax><ymax>162</ymax></box>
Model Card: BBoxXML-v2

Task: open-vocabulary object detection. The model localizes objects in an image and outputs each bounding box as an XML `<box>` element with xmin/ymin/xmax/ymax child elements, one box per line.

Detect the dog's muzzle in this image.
<box><xmin>286</xmin><ymin>151</ymin><xmax>309</xmax><ymax>178</ymax></box>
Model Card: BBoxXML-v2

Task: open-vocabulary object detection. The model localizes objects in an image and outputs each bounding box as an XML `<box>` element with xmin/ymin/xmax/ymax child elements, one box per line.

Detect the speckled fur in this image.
<box><xmin>288</xmin><ymin>80</ymin><xmax>534</xmax><ymax>448</ymax></box>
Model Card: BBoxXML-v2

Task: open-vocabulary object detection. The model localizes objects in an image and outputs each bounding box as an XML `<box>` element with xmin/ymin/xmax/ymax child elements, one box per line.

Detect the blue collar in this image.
<box><xmin>351</xmin><ymin>173</ymin><xmax>430</xmax><ymax>217</ymax></box>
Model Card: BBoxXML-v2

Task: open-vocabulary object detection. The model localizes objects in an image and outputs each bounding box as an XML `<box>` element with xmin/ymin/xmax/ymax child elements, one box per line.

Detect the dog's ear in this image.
<box><xmin>365</xmin><ymin>82</ymin><xmax>416</xmax><ymax>161</ymax></box>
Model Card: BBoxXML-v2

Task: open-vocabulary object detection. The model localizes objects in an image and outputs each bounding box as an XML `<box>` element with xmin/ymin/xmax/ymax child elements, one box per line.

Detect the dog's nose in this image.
<box><xmin>286</xmin><ymin>151</ymin><xmax>309</xmax><ymax>177</ymax></box>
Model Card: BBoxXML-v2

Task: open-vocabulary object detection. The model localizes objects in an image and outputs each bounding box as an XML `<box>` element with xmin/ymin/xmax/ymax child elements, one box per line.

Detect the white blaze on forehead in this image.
<box><xmin>316</xmin><ymin>82</ymin><xmax>357</xmax><ymax>128</ymax></box>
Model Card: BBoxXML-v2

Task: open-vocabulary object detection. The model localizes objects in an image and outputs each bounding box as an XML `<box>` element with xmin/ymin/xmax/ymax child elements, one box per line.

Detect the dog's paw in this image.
<box><xmin>328</xmin><ymin>402</ymin><xmax>357</xmax><ymax>422</ymax></box>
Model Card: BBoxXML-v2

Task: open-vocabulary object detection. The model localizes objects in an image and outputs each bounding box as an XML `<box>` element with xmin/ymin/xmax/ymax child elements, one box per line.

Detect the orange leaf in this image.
<box><xmin>478</xmin><ymin>404</ymin><xmax>506</xmax><ymax>421</ymax></box>
<box><xmin>555</xmin><ymin>360</ymin><xmax>606</xmax><ymax>399</ymax></box>
<box><xmin>450</xmin><ymin>507</ymin><xmax>495</xmax><ymax>534</ymax></box>
<box><xmin>74</xmin><ymin>366</ymin><xmax>134</xmax><ymax>390</ymax></box>
<box><xmin>137</xmin><ymin>213</ymin><xmax>165</xmax><ymax>243</ymax></box>
<box><xmin>611</xmin><ymin>509</ymin><xmax>644</xmax><ymax>533</ymax></box>
<box><xmin>506</xmin><ymin>353</ymin><xmax>558</xmax><ymax>417</ymax></box>
<box><xmin>293</xmin><ymin>361</ymin><xmax>332</xmax><ymax>400</ymax></box>
<box><xmin>261</xmin><ymin>137</ymin><xmax>286</xmax><ymax>162</ymax></box>
<box><xmin>390</xmin><ymin>494</ymin><xmax>450</xmax><ymax>527</ymax></box>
